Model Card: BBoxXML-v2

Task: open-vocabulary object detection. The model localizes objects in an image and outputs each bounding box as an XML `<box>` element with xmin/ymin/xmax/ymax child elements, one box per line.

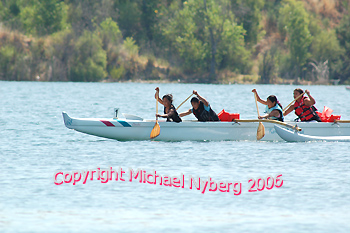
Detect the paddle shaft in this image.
<box><xmin>254</xmin><ymin>93</ymin><xmax>260</xmax><ymax>116</ymax></box>
<box><xmin>156</xmin><ymin>98</ymin><xmax>158</xmax><ymax>120</ymax></box>
<box><xmin>334</xmin><ymin>120</ymin><xmax>350</xmax><ymax>123</ymax></box>
<box><xmin>150</xmin><ymin>98</ymin><xmax>161</xmax><ymax>139</ymax></box>
<box><xmin>282</xmin><ymin>92</ymin><xmax>305</xmax><ymax>112</ymax></box>
<box><xmin>234</xmin><ymin>119</ymin><xmax>302</xmax><ymax>131</ymax></box>
<box><xmin>176</xmin><ymin>93</ymin><xmax>194</xmax><ymax>111</ymax></box>
<box><xmin>254</xmin><ymin>93</ymin><xmax>266</xmax><ymax>140</ymax></box>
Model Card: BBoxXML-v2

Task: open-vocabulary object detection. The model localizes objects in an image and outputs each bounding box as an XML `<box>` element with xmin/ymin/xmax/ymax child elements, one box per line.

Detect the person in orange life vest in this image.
<box><xmin>179</xmin><ymin>90</ymin><xmax>220</xmax><ymax>122</ymax></box>
<box><xmin>155</xmin><ymin>87</ymin><xmax>182</xmax><ymax>123</ymax></box>
<box><xmin>252</xmin><ymin>89</ymin><xmax>284</xmax><ymax>122</ymax></box>
<box><xmin>283</xmin><ymin>88</ymin><xmax>321</xmax><ymax>122</ymax></box>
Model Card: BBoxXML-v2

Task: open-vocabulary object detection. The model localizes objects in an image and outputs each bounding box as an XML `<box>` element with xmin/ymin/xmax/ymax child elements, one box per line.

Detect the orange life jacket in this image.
<box><xmin>294</xmin><ymin>96</ymin><xmax>318</xmax><ymax>121</ymax></box>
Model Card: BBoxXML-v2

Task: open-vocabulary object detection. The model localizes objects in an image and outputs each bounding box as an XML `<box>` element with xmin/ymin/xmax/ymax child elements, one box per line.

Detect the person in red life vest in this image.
<box><xmin>252</xmin><ymin>89</ymin><xmax>284</xmax><ymax>122</ymax></box>
<box><xmin>179</xmin><ymin>90</ymin><xmax>220</xmax><ymax>122</ymax></box>
<box><xmin>155</xmin><ymin>87</ymin><xmax>182</xmax><ymax>123</ymax></box>
<box><xmin>283</xmin><ymin>88</ymin><xmax>322</xmax><ymax>122</ymax></box>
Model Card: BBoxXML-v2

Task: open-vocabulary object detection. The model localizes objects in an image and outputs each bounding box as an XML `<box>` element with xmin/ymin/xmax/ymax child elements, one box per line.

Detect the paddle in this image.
<box><xmin>150</xmin><ymin>99</ymin><xmax>160</xmax><ymax>139</ymax></box>
<box><xmin>334</xmin><ymin>120</ymin><xmax>350</xmax><ymax>123</ymax></box>
<box><xmin>254</xmin><ymin>93</ymin><xmax>265</xmax><ymax>140</ymax></box>
<box><xmin>282</xmin><ymin>92</ymin><xmax>305</xmax><ymax>112</ymax></box>
<box><xmin>176</xmin><ymin>93</ymin><xmax>194</xmax><ymax>111</ymax></box>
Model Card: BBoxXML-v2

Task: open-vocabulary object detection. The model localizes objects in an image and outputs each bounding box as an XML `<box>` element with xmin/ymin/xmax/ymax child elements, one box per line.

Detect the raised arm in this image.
<box><xmin>193</xmin><ymin>90</ymin><xmax>209</xmax><ymax>107</ymax></box>
<box><xmin>155</xmin><ymin>87</ymin><xmax>164</xmax><ymax>105</ymax></box>
<box><xmin>179</xmin><ymin>109</ymin><xmax>192</xmax><ymax>117</ymax></box>
<box><xmin>302</xmin><ymin>90</ymin><xmax>316</xmax><ymax>106</ymax></box>
<box><xmin>252</xmin><ymin>89</ymin><xmax>267</xmax><ymax>105</ymax></box>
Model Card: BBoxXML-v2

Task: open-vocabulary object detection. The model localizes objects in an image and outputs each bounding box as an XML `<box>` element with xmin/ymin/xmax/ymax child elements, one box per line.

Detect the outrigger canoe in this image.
<box><xmin>62</xmin><ymin>112</ymin><xmax>350</xmax><ymax>141</ymax></box>
<box><xmin>274</xmin><ymin>125</ymin><xmax>350</xmax><ymax>142</ymax></box>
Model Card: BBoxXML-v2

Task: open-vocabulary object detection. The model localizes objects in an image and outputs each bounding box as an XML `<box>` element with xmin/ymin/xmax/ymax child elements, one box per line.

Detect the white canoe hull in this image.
<box><xmin>274</xmin><ymin>125</ymin><xmax>350</xmax><ymax>142</ymax></box>
<box><xmin>62</xmin><ymin>112</ymin><xmax>350</xmax><ymax>141</ymax></box>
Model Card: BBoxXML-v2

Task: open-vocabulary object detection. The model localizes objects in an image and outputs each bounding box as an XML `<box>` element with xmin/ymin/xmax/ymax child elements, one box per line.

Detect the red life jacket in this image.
<box><xmin>294</xmin><ymin>96</ymin><xmax>317</xmax><ymax>121</ymax></box>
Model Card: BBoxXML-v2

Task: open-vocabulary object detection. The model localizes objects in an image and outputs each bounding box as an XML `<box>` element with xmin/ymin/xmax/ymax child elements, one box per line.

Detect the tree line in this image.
<box><xmin>0</xmin><ymin>0</ymin><xmax>349</xmax><ymax>84</ymax></box>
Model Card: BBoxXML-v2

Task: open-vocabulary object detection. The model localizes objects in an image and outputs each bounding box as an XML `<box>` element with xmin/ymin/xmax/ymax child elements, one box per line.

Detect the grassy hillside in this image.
<box><xmin>0</xmin><ymin>0</ymin><xmax>349</xmax><ymax>84</ymax></box>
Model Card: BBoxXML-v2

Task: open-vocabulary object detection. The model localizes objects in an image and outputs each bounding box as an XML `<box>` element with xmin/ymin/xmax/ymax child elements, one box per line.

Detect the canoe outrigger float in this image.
<box><xmin>274</xmin><ymin>125</ymin><xmax>350</xmax><ymax>142</ymax></box>
<box><xmin>62</xmin><ymin>112</ymin><xmax>350</xmax><ymax>141</ymax></box>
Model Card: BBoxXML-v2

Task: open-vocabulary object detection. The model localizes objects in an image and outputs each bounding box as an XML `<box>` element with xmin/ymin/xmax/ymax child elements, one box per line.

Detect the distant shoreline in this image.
<box><xmin>0</xmin><ymin>79</ymin><xmax>345</xmax><ymax>86</ymax></box>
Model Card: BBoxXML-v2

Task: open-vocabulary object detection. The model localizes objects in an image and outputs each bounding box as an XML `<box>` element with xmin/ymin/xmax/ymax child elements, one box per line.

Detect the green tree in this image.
<box><xmin>140</xmin><ymin>0</ymin><xmax>158</xmax><ymax>42</ymax></box>
<box><xmin>310</xmin><ymin>29</ymin><xmax>344</xmax><ymax>82</ymax></box>
<box><xmin>98</xmin><ymin>17</ymin><xmax>123</xmax><ymax>51</ymax></box>
<box><xmin>69</xmin><ymin>31</ymin><xmax>107</xmax><ymax>81</ymax></box>
<box><xmin>67</xmin><ymin>0</ymin><xmax>115</xmax><ymax>36</ymax></box>
<box><xmin>312</xmin><ymin>30</ymin><xmax>343</xmax><ymax>62</ymax></box>
<box><xmin>18</xmin><ymin>0</ymin><xmax>68</xmax><ymax>36</ymax></box>
<box><xmin>232</xmin><ymin>0</ymin><xmax>265</xmax><ymax>47</ymax></box>
<box><xmin>0</xmin><ymin>1</ymin><xmax>6</xmax><ymax>20</ymax></box>
<box><xmin>164</xmin><ymin>0</ymin><xmax>249</xmax><ymax>81</ymax></box>
<box><xmin>218</xmin><ymin>17</ymin><xmax>251</xmax><ymax>74</ymax></box>
<box><xmin>0</xmin><ymin>0</ymin><xmax>23</xmax><ymax>30</ymax></box>
<box><xmin>0</xmin><ymin>45</ymin><xmax>16</xmax><ymax>80</ymax></box>
<box><xmin>259</xmin><ymin>46</ymin><xmax>278</xmax><ymax>84</ymax></box>
<box><xmin>46</xmin><ymin>29</ymin><xmax>75</xmax><ymax>81</ymax></box>
<box><xmin>263</xmin><ymin>0</ymin><xmax>282</xmax><ymax>35</ymax></box>
<box><xmin>35</xmin><ymin>0</ymin><xmax>66</xmax><ymax>36</ymax></box>
<box><xmin>336</xmin><ymin>14</ymin><xmax>350</xmax><ymax>83</ymax></box>
<box><xmin>97</xmin><ymin>18</ymin><xmax>123</xmax><ymax>75</ymax></box>
<box><xmin>115</xmin><ymin>0</ymin><xmax>166</xmax><ymax>49</ymax></box>
<box><xmin>279</xmin><ymin>0</ymin><xmax>312</xmax><ymax>82</ymax></box>
<box><xmin>114</xmin><ymin>1</ymin><xmax>141</xmax><ymax>40</ymax></box>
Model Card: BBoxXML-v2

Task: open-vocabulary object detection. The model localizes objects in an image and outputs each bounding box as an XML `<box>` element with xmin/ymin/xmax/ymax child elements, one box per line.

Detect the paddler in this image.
<box><xmin>252</xmin><ymin>89</ymin><xmax>284</xmax><ymax>122</ymax></box>
<box><xmin>283</xmin><ymin>88</ymin><xmax>321</xmax><ymax>122</ymax></box>
<box><xmin>179</xmin><ymin>90</ymin><xmax>220</xmax><ymax>121</ymax></box>
<box><xmin>155</xmin><ymin>87</ymin><xmax>182</xmax><ymax>123</ymax></box>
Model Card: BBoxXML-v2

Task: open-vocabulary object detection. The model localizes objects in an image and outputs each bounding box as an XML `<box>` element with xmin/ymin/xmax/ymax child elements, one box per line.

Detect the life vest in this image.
<box><xmin>164</xmin><ymin>105</ymin><xmax>182</xmax><ymax>123</ymax></box>
<box><xmin>265</xmin><ymin>104</ymin><xmax>284</xmax><ymax>122</ymax></box>
<box><xmin>294</xmin><ymin>97</ymin><xmax>318</xmax><ymax>121</ymax></box>
<box><xmin>192</xmin><ymin>101</ymin><xmax>220</xmax><ymax>122</ymax></box>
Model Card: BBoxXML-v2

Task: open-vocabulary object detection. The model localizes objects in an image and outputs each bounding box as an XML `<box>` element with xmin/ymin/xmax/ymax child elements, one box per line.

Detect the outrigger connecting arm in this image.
<box><xmin>233</xmin><ymin>119</ymin><xmax>302</xmax><ymax>131</ymax></box>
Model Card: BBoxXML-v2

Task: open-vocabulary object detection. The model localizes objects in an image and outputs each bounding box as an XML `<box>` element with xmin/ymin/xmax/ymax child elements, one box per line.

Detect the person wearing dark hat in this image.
<box><xmin>179</xmin><ymin>90</ymin><xmax>219</xmax><ymax>122</ymax></box>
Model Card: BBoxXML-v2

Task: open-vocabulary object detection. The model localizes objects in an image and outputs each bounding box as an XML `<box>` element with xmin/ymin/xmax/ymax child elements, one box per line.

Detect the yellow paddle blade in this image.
<box><xmin>150</xmin><ymin>121</ymin><xmax>160</xmax><ymax>139</ymax></box>
<box><xmin>256</xmin><ymin>122</ymin><xmax>265</xmax><ymax>140</ymax></box>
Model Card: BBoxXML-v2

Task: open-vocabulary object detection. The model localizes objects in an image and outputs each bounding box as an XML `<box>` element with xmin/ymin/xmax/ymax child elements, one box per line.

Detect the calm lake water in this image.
<box><xmin>1</xmin><ymin>81</ymin><xmax>349</xmax><ymax>232</ymax></box>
